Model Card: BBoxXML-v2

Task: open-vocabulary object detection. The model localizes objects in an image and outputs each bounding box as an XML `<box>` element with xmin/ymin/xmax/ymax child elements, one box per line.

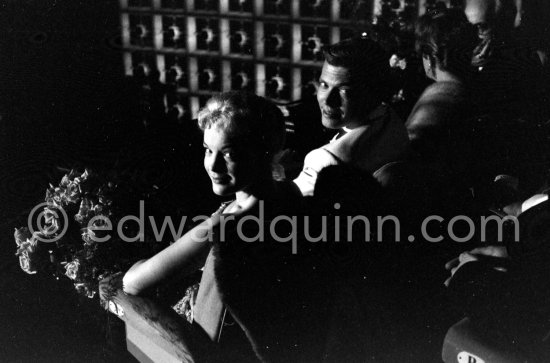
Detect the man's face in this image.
<box><xmin>316</xmin><ymin>62</ymin><xmax>371</xmax><ymax>130</ymax></box>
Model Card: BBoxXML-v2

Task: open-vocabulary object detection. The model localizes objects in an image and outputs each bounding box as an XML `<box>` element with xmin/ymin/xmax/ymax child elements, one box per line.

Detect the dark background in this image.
<box><xmin>2</xmin><ymin>1</ymin><xmax>547</xmax><ymax>362</ymax></box>
<box><xmin>0</xmin><ymin>1</ymin><xmax>215</xmax><ymax>361</ymax></box>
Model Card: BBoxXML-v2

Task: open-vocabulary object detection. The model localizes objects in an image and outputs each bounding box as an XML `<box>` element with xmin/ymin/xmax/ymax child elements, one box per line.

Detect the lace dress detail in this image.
<box><xmin>172</xmin><ymin>200</ymin><xmax>234</xmax><ymax>322</ymax></box>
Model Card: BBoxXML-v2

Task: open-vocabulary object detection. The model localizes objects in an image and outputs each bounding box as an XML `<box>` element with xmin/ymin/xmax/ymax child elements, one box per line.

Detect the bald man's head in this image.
<box><xmin>464</xmin><ymin>0</ymin><xmax>495</xmax><ymax>25</ymax></box>
<box><xmin>465</xmin><ymin>0</ymin><xmax>520</xmax><ymax>37</ymax></box>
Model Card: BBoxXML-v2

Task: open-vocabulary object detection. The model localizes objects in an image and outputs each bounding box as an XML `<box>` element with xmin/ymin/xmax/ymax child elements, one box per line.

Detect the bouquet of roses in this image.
<box><xmin>14</xmin><ymin>168</ymin><xmax>166</xmax><ymax>298</ymax></box>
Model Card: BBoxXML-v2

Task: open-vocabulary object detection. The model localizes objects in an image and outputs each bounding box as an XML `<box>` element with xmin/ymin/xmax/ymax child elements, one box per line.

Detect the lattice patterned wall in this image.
<box><xmin>119</xmin><ymin>0</ymin><xmax>461</xmax><ymax>122</ymax></box>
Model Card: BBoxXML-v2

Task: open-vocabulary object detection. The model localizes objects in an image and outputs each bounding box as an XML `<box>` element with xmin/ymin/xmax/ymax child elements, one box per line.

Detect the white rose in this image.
<box><xmin>14</xmin><ymin>227</ymin><xmax>31</xmax><ymax>247</ymax></box>
<box><xmin>65</xmin><ymin>260</ymin><xmax>80</xmax><ymax>280</ymax></box>
<box><xmin>19</xmin><ymin>250</ymin><xmax>37</xmax><ymax>275</ymax></box>
<box><xmin>81</xmin><ymin>228</ymin><xmax>96</xmax><ymax>245</ymax></box>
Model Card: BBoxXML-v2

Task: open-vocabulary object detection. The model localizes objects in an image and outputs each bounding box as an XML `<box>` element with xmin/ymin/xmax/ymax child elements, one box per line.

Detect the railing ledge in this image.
<box><xmin>100</xmin><ymin>277</ymin><xmax>216</xmax><ymax>363</ymax></box>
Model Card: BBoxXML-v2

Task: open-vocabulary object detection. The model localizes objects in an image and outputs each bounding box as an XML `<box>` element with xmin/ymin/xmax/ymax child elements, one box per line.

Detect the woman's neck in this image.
<box><xmin>234</xmin><ymin>179</ymin><xmax>276</xmax><ymax>210</ymax></box>
<box><xmin>234</xmin><ymin>190</ymin><xmax>257</xmax><ymax>209</ymax></box>
<box><xmin>434</xmin><ymin>68</ymin><xmax>462</xmax><ymax>84</ymax></box>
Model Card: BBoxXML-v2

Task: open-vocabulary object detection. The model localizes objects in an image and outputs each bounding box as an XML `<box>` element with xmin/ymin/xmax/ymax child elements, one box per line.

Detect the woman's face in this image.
<box><xmin>203</xmin><ymin>125</ymin><xmax>259</xmax><ymax>196</ymax></box>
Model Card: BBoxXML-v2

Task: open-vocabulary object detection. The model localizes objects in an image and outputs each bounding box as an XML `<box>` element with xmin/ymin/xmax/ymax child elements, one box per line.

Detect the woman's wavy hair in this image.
<box><xmin>197</xmin><ymin>91</ymin><xmax>286</xmax><ymax>161</ymax></box>
<box><xmin>416</xmin><ymin>8</ymin><xmax>479</xmax><ymax>76</ymax></box>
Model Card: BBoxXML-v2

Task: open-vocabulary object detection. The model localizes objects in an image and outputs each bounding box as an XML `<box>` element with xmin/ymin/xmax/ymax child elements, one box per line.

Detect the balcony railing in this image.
<box><xmin>101</xmin><ymin>276</ymin><xmax>217</xmax><ymax>363</ymax></box>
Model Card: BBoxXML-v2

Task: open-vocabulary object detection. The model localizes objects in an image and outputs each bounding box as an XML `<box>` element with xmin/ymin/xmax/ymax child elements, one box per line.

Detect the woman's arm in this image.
<box><xmin>123</xmin><ymin>215</ymin><xmax>221</xmax><ymax>295</ymax></box>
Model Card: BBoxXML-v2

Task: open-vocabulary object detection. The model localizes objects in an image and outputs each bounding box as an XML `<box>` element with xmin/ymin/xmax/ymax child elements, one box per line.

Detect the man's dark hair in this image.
<box><xmin>416</xmin><ymin>9</ymin><xmax>478</xmax><ymax>76</ymax></box>
<box><xmin>321</xmin><ymin>37</ymin><xmax>391</xmax><ymax>102</ymax></box>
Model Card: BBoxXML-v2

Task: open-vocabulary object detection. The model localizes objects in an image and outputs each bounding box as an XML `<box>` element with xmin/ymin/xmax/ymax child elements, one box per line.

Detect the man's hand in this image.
<box><xmin>444</xmin><ymin>246</ymin><xmax>508</xmax><ymax>287</ymax></box>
